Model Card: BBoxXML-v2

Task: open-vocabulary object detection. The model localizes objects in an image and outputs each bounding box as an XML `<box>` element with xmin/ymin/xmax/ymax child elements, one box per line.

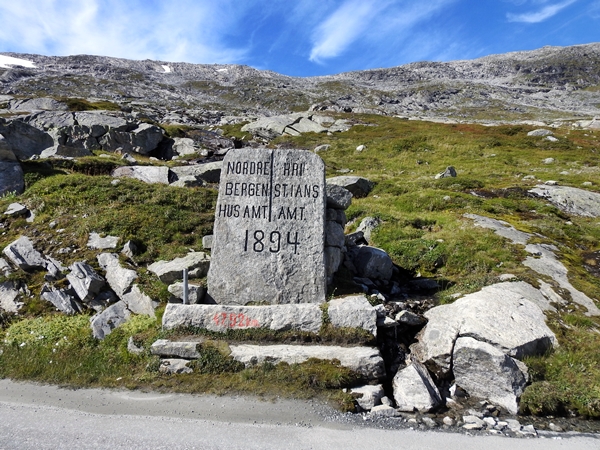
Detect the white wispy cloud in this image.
<box><xmin>308</xmin><ymin>0</ymin><xmax>457</xmax><ymax>64</ymax></box>
<box><xmin>0</xmin><ymin>0</ymin><xmax>248</xmax><ymax>63</ymax></box>
<box><xmin>507</xmin><ymin>0</ymin><xmax>578</xmax><ymax>23</ymax></box>
<box><xmin>309</xmin><ymin>1</ymin><xmax>391</xmax><ymax>62</ymax></box>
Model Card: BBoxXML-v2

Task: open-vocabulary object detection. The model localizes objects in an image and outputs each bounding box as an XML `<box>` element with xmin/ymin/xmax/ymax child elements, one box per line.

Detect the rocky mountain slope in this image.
<box><xmin>2</xmin><ymin>43</ymin><xmax>600</xmax><ymax>123</ymax></box>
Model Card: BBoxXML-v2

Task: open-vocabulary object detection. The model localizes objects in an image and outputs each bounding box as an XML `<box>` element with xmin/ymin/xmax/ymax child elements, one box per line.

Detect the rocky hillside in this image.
<box><xmin>2</xmin><ymin>43</ymin><xmax>600</xmax><ymax>123</ymax></box>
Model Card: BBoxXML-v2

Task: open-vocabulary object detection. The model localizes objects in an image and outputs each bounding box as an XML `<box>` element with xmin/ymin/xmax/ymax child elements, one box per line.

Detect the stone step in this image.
<box><xmin>161</xmin><ymin>295</ymin><xmax>377</xmax><ymax>336</ymax></box>
<box><xmin>150</xmin><ymin>339</ymin><xmax>385</xmax><ymax>381</ymax></box>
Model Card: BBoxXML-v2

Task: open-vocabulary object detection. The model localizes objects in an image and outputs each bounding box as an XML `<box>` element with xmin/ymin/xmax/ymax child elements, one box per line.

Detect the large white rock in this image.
<box><xmin>148</xmin><ymin>252</ymin><xmax>210</xmax><ymax>284</ymax></box>
<box><xmin>97</xmin><ymin>253</ymin><xmax>138</xmax><ymax>298</ymax></box>
<box><xmin>392</xmin><ymin>358</ymin><xmax>442</xmax><ymax>412</ymax></box>
<box><xmin>162</xmin><ymin>304</ymin><xmax>323</xmax><ymax>334</ymax></box>
<box><xmin>229</xmin><ymin>344</ymin><xmax>386</xmax><ymax>380</ymax></box>
<box><xmin>121</xmin><ymin>285</ymin><xmax>155</xmax><ymax>317</ymax></box>
<box><xmin>328</xmin><ymin>295</ymin><xmax>377</xmax><ymax>336</ymax></box>
<box><xmin>411</xmin><ymin>281</ymin><xmax>558</xmax><ymax>378</ymax></box>
<box><xmin>170</xmin><ymin>161</ymin><xmax>223</xmax><ymax>183</ymax></box>
<box><xmin>111</xmin><ymin>166</ymin><xmax>171</xmax><ymax>185</ymax></box>
<box><xmin>453</xmin><ymin>337</ymin><xmax>527</xmax><ymax>414</ymax></box>
<box><xmin>87</xmin><ymin>233</ymin><xmax>119</xmax><ymax>250</ymax></box>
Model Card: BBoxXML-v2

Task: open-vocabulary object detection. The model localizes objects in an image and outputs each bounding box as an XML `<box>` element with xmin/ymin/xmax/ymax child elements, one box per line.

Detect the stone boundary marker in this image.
<box><xmin>207</xmin><ymin>148</ymin><xmax>326</xmax><ymax>305</ymax></box>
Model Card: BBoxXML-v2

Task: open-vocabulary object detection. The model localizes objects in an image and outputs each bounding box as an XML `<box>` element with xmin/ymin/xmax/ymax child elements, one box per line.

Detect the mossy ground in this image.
<box><xmin>1</xmin><ymin>114</ymin><xmax>599</xmax><ymax>417</ymax></box>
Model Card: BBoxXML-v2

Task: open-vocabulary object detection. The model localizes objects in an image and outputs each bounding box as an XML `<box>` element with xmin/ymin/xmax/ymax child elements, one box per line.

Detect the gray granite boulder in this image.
<box><xmin>0</xmin><ymin>281</ymin><xmax>25</xmax><ymax>313</ymax></box>
<box><xmin>0</xmin><ymin>150</ymin><xmax>24</xmax><ymax>195</ymax></box>
<box><xmin>4</xmin><ymin>202</ymin><xmax>28</xmax><ymax>217</ymax></box>
<box><xmin>40</xmin><ymin>286</ymin><xmax>83</xmax><ymax>315</ymax></box>
<box><xmin>90</xmin><ymin>301</ymin><xmax>132</xmax><ymax>340</ymax></box>
<box><xmin>410</xmin><ymin>281</ymin><xmax>558</xmax><ymax>378</ymax></box>
<box><xmin>453</xmin><ymin>337</ymin><xmax>527</xmax><ymax>414</ymax></box>
<box><xmin>229</xmin><ymin>344</ymin><xmax>385</xmax><ymax>380</ymax></box>
<box><xmin>327</xmin><ymin>176</ymin><xmax>374</xmax><ymax>198</ymax></box>
<box><xmin>67</xmin><ymin>262</ymin><xmax>106</xmax><ymax>303</ymax></box>
<box><xmin>326</xmin><ymin>184</ymin><xmax>353</xmax><ymax>210</ymax></box>
<box><xmin>346</xmin><ymin>246</ymin><xmax>393</xmax><ymax>281</ymax></box>
<box><xmin>9</xmin><ymin>97</ymin><xmax>68</xmax><ymax>112</ymax></box>
<box><xmin>40</xmin><ymin>144</ymin><xmax>93</xmax><ymax>158</ymax></box>
<box><xmin>167</xmin><ymin>282</ymin><xmax>206</xmax><ymax>304</ymax></box>
<box><xmin>3</xmin><ymin>236</ymin><xmax>48</xmax><ymax>271</ymax></box>
<box><xmin>392</xmin><ymin>358</ymin><xmax>443</xmax><ymax>412</ymax></box>
<box><xmin>527</xmin><ymin>129</ymin><xmax>553</xmax><ymax>136</ymax></box>
<box><xmin>150</xmin><ymin>339</ymin><xmax>201</xmax><ymax>359</ymax></box>
<box><xmin>99</xmin><ymin>123</ymin><xmax>164</xmax><ymax>154</ymax></box>
<box><xmin>325</xmin><ymin>221</ymin><xmax>345</xmax><ymax>248</ymax></box>
<box><xmin>121</xmin><ymin>285</ymin><xmax>156</xmax><ymax>317</ymax></box>
<box><xmin>170</xmin><ymin>161</ymin><xmax>223</xmax><ymax>184</ymax></box>
<box><xmin>97</xmin><ymin>253</ymin><xmax>138</xmax><ymax>298</ymax></box>
<box><xmin>0</xmin><ymin>119</ymin><xmax>54</xmax><ymax>160</ymax></box>
<box><xmin>435</xmin><ymin>166</ymin><xmax>457</xmax><ymax>179</ymax></box>
<box><xmin>148</xmin><ymin>252</ymin><xmax>210</xmax><ymax>284</ymax></box>
<box><xmin>328</xmin><ymin>295</ymin><xmax>377</xmax><ymax>336</ymax></box>
<box><xmin>351</xmin><ymin>384</ymin><xmax>385</xmax><ymax>411</ymax></box>
<box><xmin>356</xmin><ymin>217</ymin><xmax>382</xmax><ymax>243</ymax></box>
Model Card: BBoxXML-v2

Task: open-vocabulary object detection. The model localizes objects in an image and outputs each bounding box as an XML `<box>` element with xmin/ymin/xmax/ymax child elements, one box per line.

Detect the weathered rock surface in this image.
<box><xmin>162</xmin><ymin>304</ymin><xmax>322</xmax><ymax>333</ymax></box>
<box><xmin>121</xmin><ymin>285</ymin><xmax>156</xmax><ymax>317</ymax></box>
<box><xmin>351</xmin><ymin>384</ymin><xmax>385</xmax><ymax>411</ymax></box>
<box><xmin>326</xmin><ymin>176</ymin><xmax>374</xmax><ymax>198</ymax></box>
<box><xmin>87</xmin><ymin>233</ymin><xmax>119</xmax><ymax>250</ymax></box>
<box><xmin>66</xmin><ymin>262</ymin><xmax>105</xmax><ymax>303</ymax></box>
<box><xmin>111</xmin><ymin>166</ymin><xmax>172</xmax><ymax>184</ymax></box>
<box><xmin>0</xmin><ymin>150</ymin><xmax>25</xmax><ymax>195</ymax></box>
<box><xmin>40</xmin><ymin>144</ymin><xmax>92</xmax><ymax>158</ymax></box>
<box><xmin>3</xmin><ymin>202</ymin><xmax>28</xmax><ymax>217</ymax></box>
<box><xmin>327</xmin><ymin>295</ymin><xmax>377</xmax><ymax>336</ymax></box>
<box><xmin>150</xmin><ymin>339</ymin><xmax>201</xmax><ymax>359</ymax></box>
<box><xmin>466</xmin><ymin>213</ymin><xmax>600</xmax><ymax>315</ymax></box>
<box><xmin>345</xmin><ymin>246</ymin><xmax>393</xmax><ymax>281</ymax></box>
<box><xmin>410</xmin><ymin>281</ymin><xmax>558</xmax><ymax>378</ymax></box>
<box><xmin>435</xmin><ymin>166</ymin><xmax>457</xmax><ymax>179</ymax></box>
<box><xmin>453</xmin><ymin>337</ymin><xmax>527</xmax><ymax>414</ymax></box>
<box><xmin>148</xmin><ymin>252</ymin><xmax>210</xmax><ymax>284</ymax></box>
<box><xmin>3</xmin><ymin>236</ymin><xmax>48</xmax><ymax>271</ymax></box>
<box><xmin>167</xmin><ymin>282</ymin><xmax>206</xmax><ymax>304</ymax></box>
<box><xmin>527</xmin><ymin>129</ymin><xmax>553</xmax><ymax>136</ymax></box>
<box><xmin>229</xmin><ymin>344</ymin><xmax>386</xmax><ymax>380</ymax></box>
<box><xmin>97</xmin><ymin>253</ymin><xmax>138</xmax><ymax>298</ymax></box>
<box><xmin>325</xmin><ymin>184</ymin><xmax>352</xmax><ymax>210</ymax></box>
<box><xmin>356</xmin><ymin>217</ymin><xmax>382</xmax><ymax>243</ymax></box>
<box><xmin>99</xmin><ymin>123</ymin><xmax>163</xmax><ymax>154</ymax></box>
<box><xmin>170</xmin><ymin>161</ymin><xmax>222</xmax><ymax>183</ymax></box>
<box><xmin>325</xmin><ymin>221</ymin><xmax>345</xmax><ymax>248</ymax></box>
<box><xmin>0</xmin><ymin>281</ymin><xmax>25</xmax><ymax>313</ymax></box>
<box><xmin>40</xmin><ymin>286</ymin><xmax>82</xmax><ymax>315</ymax></box>
<box><xmin>90</xmin><ymin>301</ymin><xmax>132</xmax><ymax>339</ymax></box>
<box><xmin>392</xmin><ymin>358</ymin><xmax>443</xmax><ymax>412</ymax></box>
<box><xmin>159</xmin><ymin>358</ymin><xmax>193</xmax><ymax>374</ymax></box>
<box><xmin>529</xmin><ymin>185</ymin><xmax>600</xmax><ymax>218</ymax></box>
<box><xmin>0</xmin><ymin>118</ymin><xmax>54</xmax><ymax>160</ymax></box>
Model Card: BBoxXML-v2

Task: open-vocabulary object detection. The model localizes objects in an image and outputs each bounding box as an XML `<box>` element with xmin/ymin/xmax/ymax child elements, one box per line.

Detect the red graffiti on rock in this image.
<box><xmin>213</xmin><ymin>312</ymin><xmax>261</xmax><ymax>328</ymax></box>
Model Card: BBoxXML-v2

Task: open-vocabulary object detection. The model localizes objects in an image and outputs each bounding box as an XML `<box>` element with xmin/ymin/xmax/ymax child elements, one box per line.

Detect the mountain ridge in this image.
<box><xmin>2</xmin><ymin>42</ymin><xmax>600</xmax><ymax>122</ymax></box>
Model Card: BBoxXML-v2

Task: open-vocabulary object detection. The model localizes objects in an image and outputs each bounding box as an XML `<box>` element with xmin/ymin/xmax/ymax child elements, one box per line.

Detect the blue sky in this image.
<box><xmin>0</xmin><ymin>0</ymin><xmax>599</xmax><ymax>76</ymax></box>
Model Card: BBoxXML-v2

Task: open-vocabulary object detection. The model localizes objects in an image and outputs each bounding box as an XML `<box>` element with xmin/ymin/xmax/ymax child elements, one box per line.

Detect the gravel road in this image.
<box><xmin>0</xmin><ymin>379</ymin><xmax>597</xmax><ymax>449</ymax></box>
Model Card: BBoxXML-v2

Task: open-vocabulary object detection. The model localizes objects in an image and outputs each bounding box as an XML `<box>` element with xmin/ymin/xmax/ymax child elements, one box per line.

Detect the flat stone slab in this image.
<box><xmin>207</xmin><ymin>148</ymin><xmax>326</xmax><ymax>305</ymax></box>
<box><xmin>529</xmin><ymin>185</ymin><xmax>600</xmax><ymax>218</ymax></box>
<box><xmin>151</xmin><ymin>339</ymin><xmax>201</xmax><ymax>359</ymax></box>
<box><xmin>162</xmin><ymin>303</ymin><xmax>323</xmax><ymax>333</ymax></box>
<box><xmin>148</xmin><ymin>252</ymin><xmax>210</xmax><ymax>284</ymax></box>
<box><xmin>229</xmin><ymin>344</ymin><xmax>386</xmax><ymax>380</ymax></box>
